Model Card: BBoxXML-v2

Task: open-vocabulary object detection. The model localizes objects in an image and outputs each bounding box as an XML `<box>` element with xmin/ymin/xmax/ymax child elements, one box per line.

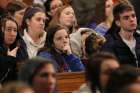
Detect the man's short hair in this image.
<box><xmin>113</xmin><ymin>2</ymin><xmax>134</xmax><ymax>21</ymax></box>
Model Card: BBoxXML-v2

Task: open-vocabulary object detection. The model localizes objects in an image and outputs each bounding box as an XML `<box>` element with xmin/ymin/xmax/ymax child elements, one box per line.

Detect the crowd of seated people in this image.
<box><xmin>0</xmin><ymin>0</ymin><xmax>140</xmax><ymax>93</ymax></box>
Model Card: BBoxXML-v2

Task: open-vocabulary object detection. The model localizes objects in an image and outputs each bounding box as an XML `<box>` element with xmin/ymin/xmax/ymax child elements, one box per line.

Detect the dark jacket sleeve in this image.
<box><xmin>0</xmin><ymin>55</ymin><xmax>17</xmax><ymax>84</ymax></box>
<box><xmin>0</xmin><ymin>55</ymin><xmax>17</xmax><ymax>63</ymax></box>
<box><xmin>101</xmin><ymin>37</ymin><xmax>115</xmax><ymax>53</ymax></box>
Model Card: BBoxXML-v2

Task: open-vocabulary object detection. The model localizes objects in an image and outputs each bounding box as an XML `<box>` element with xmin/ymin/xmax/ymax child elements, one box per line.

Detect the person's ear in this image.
<box><xmin>26</xmin><ymin>19</ymin><xmax>30</xmax><ymax>26</ymax></box>
<box><xmin>1</xmin><ymin>27</ymin><xmax>4</xmax><ymax>32</ymax></box>
<box><xmin>115</xmin><ymin>20</ymin><xmax>120</xmax><ymax>27</ymax></box>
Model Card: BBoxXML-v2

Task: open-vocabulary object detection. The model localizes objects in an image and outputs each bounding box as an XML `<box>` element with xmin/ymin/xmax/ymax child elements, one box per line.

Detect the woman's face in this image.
<box><xmin>50</xmin><ymin>0</ymin><xmax>63</xmax><ymax>16</ymax></box>
<box><xmin>32</xmin><ymin>64</ymin><xmax>56</xmax><ymax>93</ymax></box>
<box><xmin>53</xmin><ymin>29</ymin><xmax>69</xmax><ymax>51</ymax></box>
<box><xmin>100</xmin><ymin>59</ymin><xmax>119</xmax><ymax>90</ymax></box>
<box><xmin>105</xmin><ymin>0</ymin><xmax>113</xmax><ymax>17</ymax></box>
<box><xmin>27</xmin><ymin>12</ymin><xmax>46</xmax><ymax>34</ymax></box>
<box><xmin>14</xmin><ymin>8</ymin><xmax>26</xmax><ymax>26</ymax></box>
<box><xmin>4</xmin><ymin>20</ymin><xmax>17</xmax><ymax>46</ymax></box>
<box><xmin>59</xmin><ymin>6</ymin><xmax>76</xmax><ymax>28</ymax></box>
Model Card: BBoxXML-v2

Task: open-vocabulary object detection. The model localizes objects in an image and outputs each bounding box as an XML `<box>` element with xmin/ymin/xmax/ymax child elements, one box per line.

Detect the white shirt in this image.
<box><xmin>23</xmin><ymin>30</ymin><xmax>46</xmax><ymax>58</ymax></box>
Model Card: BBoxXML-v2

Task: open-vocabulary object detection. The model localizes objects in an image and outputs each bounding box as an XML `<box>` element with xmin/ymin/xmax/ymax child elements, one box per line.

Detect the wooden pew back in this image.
<box><xmin>56</xmin><ymin>72</ymin><xmax>85</xmax><ymax>93</ymax></box>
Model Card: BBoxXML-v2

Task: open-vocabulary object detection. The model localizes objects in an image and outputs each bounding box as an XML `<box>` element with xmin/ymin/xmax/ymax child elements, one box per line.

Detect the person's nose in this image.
<box><xmin>47</xmin><ymin>75</ymin><xmax>56</xmax><ymax>86</ymax></box>
<box><xmin>63</xmin><ymin>38</ymin><xmax>68</xmax><ymax>44</ymax></box>
<box><xmin>40</xmin><ymin>19</ymin><xmax>45</xmax><ymax>26</ymax></box>
<box><xmin>129</xmin><ymin>15</ymin><xmax>136</xmax><ymax>22</ymax></box>
<box><xmin>11</xmin><ymin>30</ymin><xmax>17</xmax><ymax>36</ymax></box>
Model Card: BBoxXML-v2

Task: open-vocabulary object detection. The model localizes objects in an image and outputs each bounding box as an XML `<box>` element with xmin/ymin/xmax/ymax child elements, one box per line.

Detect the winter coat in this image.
<box><xmin>102</xmin><ymin>32</ymin><xmax>140</xmax><ymax>67</ymax></box>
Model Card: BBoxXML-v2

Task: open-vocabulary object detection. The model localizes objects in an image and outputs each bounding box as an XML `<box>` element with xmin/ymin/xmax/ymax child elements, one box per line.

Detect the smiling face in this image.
<box><xmin>53</xmin><ymin>29</ymin><xmax>69</xmax><ymax>51</ymax></box>
<box><xmin>27</xmin><ymin>12</ymin><xmax>46</xmax><ymax>34</ymax></box>
<box><xmin>4</xmin><ymin>20</ymin><xmax>17</xmax><ymax>46</ymax></box>
<box><xmin>59</xmin><ymin>6</ymin><xmax>76</xmax><ymax>28</ymax></box>
<box><xmin>32</xmin><ymin>64</ymin><xmax>56</xmax><ymax>93</ymax></box>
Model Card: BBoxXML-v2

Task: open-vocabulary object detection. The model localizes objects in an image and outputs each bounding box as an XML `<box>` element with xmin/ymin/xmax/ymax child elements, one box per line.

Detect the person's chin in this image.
<box><xmin>66</xmin><ymin>23</ymin><xmax>73</xmax><ymax>27</ymax></box>
<box><xmin>8</xmin><ymin>40</ymin><xmax>15</xmax><ymax>45</ymax></box>
<box><xmin>45</xmin><ymin>87</ymin><xmax>55</xmax><ymax>93</ymax></box>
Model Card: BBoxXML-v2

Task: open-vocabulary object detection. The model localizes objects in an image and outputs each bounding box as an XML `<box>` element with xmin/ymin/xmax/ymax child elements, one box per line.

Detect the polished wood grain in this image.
<box><xmin>56</xmin><ymin>72</ymin><xmax>85</xmax><ymax>93</ymax></box>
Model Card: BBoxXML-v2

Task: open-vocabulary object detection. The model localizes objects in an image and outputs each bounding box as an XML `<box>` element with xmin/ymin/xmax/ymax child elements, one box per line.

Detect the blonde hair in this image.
<box><xmin>49</xmin><ymin>5</ymin><xmax>78</xmax><ymax>34</ymax></box>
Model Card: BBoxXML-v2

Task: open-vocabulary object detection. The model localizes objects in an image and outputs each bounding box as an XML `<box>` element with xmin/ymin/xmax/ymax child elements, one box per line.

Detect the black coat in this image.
<box><xmin>0</xmin><ymin>39</ymin><xmax>28</xmax><ymax>62</ymax></box>
<box><xmin>102</xmin><ymin>32</ymin><xmax>140</xmax><ymax>67</ymax></box>
<box><xmin>0</xmin><ymin>39</ymin><xmax>28</xmax><ymax>84</ymax></box>
<box><xmin>0</xmin><ymin>55</ymin><xmax>17</xmax><ymax>84</ymax></box>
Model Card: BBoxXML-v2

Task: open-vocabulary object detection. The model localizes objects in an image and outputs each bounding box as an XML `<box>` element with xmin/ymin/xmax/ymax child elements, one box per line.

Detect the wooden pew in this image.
<box><xmin>56</xmin><ymin>72</ymin><xmax>85</xmax><ymax>93</ymax></box>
